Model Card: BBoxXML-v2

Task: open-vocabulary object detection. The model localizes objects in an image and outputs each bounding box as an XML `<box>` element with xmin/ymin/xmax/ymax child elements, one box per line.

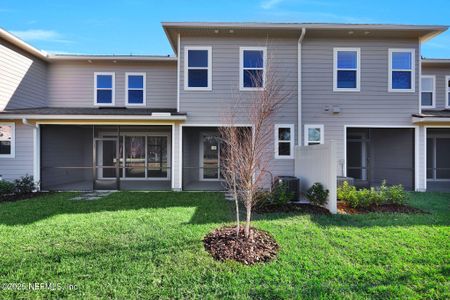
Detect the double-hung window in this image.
<box><xmin>446</xmin><ymin>76</ymin><xmax>450</xmax><ymax>108</ymax></box>
<box><xmin>333</xmin><ymin>48</ymin><xmax>360</xmax><ymax>91</ymax></box>
<box><xmin>421</xmin><ymin>75</ymin><xmax>435</xmax><ymax>108</ymax></box>
<box><xmin>126</xmin><ymin>73</ymin><xmax>146</xmax><ymax>106</ymax></box>
<box><xmin>240</xmin><ymin>47</ymin><xmax>266</xmax><ymax>90</ymax></box>
<box><xmin>304</xmin><ymin>124</ymin><xmax>324</xmax><ymax>146</ymax></box>
<box><xmin>95</xmin><ymin>72</ymin><xmax>115</xmax><ymax>105</ymax></box>
<box><xmin>0</xmin><ymin>123</ymin><xmax>15</xmax><ymax>158</ymax></box>
<box><xmin>184</xmin><ymin>46</ymin><xmax>212</xmax><ymax>90</ymax></box>
<box><xmin>389</xmin><ymin>49</ymin><xmax>415</xmax><ymax>92</ymax></box>
<box><xmin>275</xmin><ymin>124</ymin><xmax>294</xmax><ymax>159</ymax></box>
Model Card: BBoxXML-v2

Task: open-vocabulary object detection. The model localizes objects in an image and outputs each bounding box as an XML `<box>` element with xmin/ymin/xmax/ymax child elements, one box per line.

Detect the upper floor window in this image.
<box><xmin>446</xmin><ymin>76</ymin><xmax>450</xmax><ymax>108</ymax></box>
<box><xmin>240</xmin><ymin>47</ymin><xmax>266</xmax><ymax>90</ymax></box>
<box><xmin>421</xmin><ymin>75</ymin><xmax>435</xmax><ymax>108</ymax></box>
<box><xmin>126</xmin><ymin>73</ymin><xmax>146</xmax><ymax>106</ymax></box>
<box><xmin>333</xmin><ymin>48</ymin><xmax>360</xmax><ymax>91</ymax></box>
<box><xmin>275</xmin><ymin>124</ymin><xmax>294</xmax><ymax>159</ymax></box>
<box><xmin>95</xmin><ymin>72</ymin><xmax>115</xmax><ymax>105</ymax></box>
<box><xmin>184</xmin><ymin>46</ymin><xmax>212</xmax><ymax>90</ymax></box>
<box><xmin>389</xmin><ymin>49</ymin><xmax>415</xmax><ymax>92</ymax></box>
<box><xmin>0</xmin><ymin>123</ymin><xmax>15</xmax><ymax>158</ymax></box>
<box><xmin>304</xmin><ymin>124</ymin><xmax>324</xmax><ymax>146</ymax></box>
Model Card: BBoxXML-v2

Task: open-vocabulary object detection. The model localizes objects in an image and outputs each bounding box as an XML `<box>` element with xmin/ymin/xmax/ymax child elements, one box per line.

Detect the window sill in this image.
<box><xmin>333</xmin><ymin>88</ymin><xmax>360</xmax><ymax>92</ymax></box>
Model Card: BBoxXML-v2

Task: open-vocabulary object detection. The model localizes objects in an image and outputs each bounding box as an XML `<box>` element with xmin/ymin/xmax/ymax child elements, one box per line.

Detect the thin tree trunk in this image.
<box><xmin>244</xmin><ymin>198</ymin><xmax>252</xmax><ymax>239</ymax></box>
<box><xmin>232</xmin><ymin>177</ymin><xmax>240</xmax><ymax>236</ymax></box>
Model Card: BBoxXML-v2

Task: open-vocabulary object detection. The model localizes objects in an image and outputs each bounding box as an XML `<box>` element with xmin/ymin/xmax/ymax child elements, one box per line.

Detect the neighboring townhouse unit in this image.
<box><xmin>0</xmin><ymin>22</ymin><xmax>449</xmax><ymax>195</ymax></box>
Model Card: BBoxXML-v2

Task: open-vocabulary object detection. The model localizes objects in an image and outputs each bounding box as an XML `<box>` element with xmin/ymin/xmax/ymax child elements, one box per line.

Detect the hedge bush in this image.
<box><xmin>338</xmin><ymin>181</ymin><xmax>407</xmax><ymax>208</ymax></box>
<box><xmin>0</xmin><ymin>180</ymin><xmax>15</xmax><ymax>195</ymax></box>
<box><xmin>305</xmin><ymin>182</ymin><xmax>329</xmax><ymax>206</ymax></box>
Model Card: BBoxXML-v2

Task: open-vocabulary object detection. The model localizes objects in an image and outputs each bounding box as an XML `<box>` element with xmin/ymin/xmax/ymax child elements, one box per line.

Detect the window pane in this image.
<box><xmin>392</xmin><ymin>52</ymin><xmax>412</xmax><ymax>69</ymax></box>
<box><xmin>337</xmin><ymin>51</ymin><xmax>357</xmax><ymax>69</ymax></box>
<box><xmin>147</xmin><ymin>136</ymin><xmax>168</xmax><ymax>178</ymax></box>
<box><xmin>243</xmin><ymin>69</ymin><xmax>263</xmax><ymax>87</ymax></box>
<box><xmin>244</xmin><ymin>50</ymin><xmax>263</xmax><ymax>68</ymax></box>
<box><xmin>97</xmin><ymin>75</ymin><xmax>112</xmax><ymax>88</ymax></box>
<box><xmin>337</xmin><ymin>70</ymin><xmax>357</xmax><ymax>88</ymax></box>
<box><xmin>188</xmin><ymin>69</ymin><xmax>208</xmax><ymax>87</ymax></box>
<box><xmin>278</xmin><ymin>128</ymin><xmax>291</xmax><ymax>141</ymax></box>
<box><xmin>426</xmin><ymin>138</ymin><xmax>434</xmax><ymax>179</ymax></box>
<box><xmin>421</xmin><ymin>92</ymin><xmax>433</xmax><ymax>106</ymax></box>
<box><xmin>128</xmin><ymin>75</ymin><xmax>143</xmax><ymax>89</ymax></box>
<box><xmin>308</xmin><ymin>128</ymin><xmax>321</xmax><ymax>142</ymax></box>
<box><xmin>392</xmin><ymin>71</ymin><xmax>412</xmax><ymax>89</ymax></box>
<box><xmin>0</xmin><ymin>125</ymin><xmax>12</xmax><ymax>141</ymax></box>
<box><xmin>128</xmin><ymin>90</ymin><xmax>144</xmax><ymax>104</ymax></box>
<box><xmin>188</xmin><ymin>50</ymin><xmax>208</xmax><ymax>68</ymax></box>
<box><xmin>0</xmin><ymin>141</ymin><xmax>11</xmax><ymax>155</ymax></box>
<box><xmin>125</xmin><ymin>136</ymin><xmax>145</xmax><ymax>178</ymax></box>
<box><xmin>97</xmin><ymin>90</ymin><xmax>112</xmax><ymax>103</ymax></box>
<box><xmin>278</xmin><ymin>142</ymin><xmax>290</xmax><ymax>156</ymax></box>
<box><xmin>421</xmin><ymin>77</ymin><xmax>433</xmax><ymax>91</ymax></box>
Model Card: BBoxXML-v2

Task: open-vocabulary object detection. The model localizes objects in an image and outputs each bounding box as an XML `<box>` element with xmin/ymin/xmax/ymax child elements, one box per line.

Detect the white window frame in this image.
<box><xmin>125</xmin><ymin>72</ymin><xmax>146</xmax><ymax>106</ymax></box>
<box><xmin>240</xmin><ymin>46</ymin><xmax>267</xmax><ymax>91</ymax></box>
<box><xmin>420</xmin><ymin>75</ymin><xmax>436</xmax><ymax>109</ymax></box>
<box><xmin>304</xmin><ymin>124</ymin><xmax>324</xmax><ymax>146</ymax></box>
<box><xmin>388</xmin><ymin>48</ymin><xmax>415</xmax><ymax>92</ymax></box>
<box><xmin>184</xmin><ymin>46</ymin><xmax>212</xmax><ymax>91</ymax></box>
<box><xmin>94</xmin><ymin>72</ymin><xmax>115</xmax><ymax>106</ymax></box>
<box><xmin>446</xmin><ymin>75</ymin><xmax>450</xmax><ymax>109</ymax></box>
<box><xmin>0</xmin><ymin>122</ymin><xmax>15</xmax><ymax>158</ymax></box>
<box><xmin>333</xmin><ymin>47</ymin><xmax>361</xmax><ymax>92</ymax></box>
<box><xmin>274</xmin><ymin>124</ymin><xmax>294</xmax><ymax>159</ymax></box>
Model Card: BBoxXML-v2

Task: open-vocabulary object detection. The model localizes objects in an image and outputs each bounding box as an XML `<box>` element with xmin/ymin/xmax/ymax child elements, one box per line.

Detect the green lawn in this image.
<box><xmin>0</xmin><ymin>192</ymin><xmax>449</xmax><ymax>299</ymax></box>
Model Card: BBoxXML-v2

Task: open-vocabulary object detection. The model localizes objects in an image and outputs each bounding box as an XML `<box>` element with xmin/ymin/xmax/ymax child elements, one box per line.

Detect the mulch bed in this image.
<box><xmin>0</xmin><ymin>192</ymin><xmax>45</xmax><ymax>204</ymax></box>
<box><xmin>255</xmin><ymin>203</ymin><xmax>330</xmax><ymax>214</ymax></box>
<box><xmin>203</xmin><ymin>226</ymin><xmax>279</xmax><ymax>265</ymax></box>
<box><xmin>337</xmin><ymin>201</ymin><xmax>426</xmax><ymax>214</ymax></box>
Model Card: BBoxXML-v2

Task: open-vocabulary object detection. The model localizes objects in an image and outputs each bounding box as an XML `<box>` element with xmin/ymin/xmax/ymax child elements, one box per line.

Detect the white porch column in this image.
<box><xmin>415</xmin><ymin>126</ymin><xmax>427</xmax><ymax>192</ymax></box>
<box><xmin>33</xmin><ymin>124</ymin><xmax>41</xmax><ymax>191</ymax></box>
<box><xmin>171</xmin><ymin>123</ymin><xmax>182</xmax><ymax>191</ymax></box>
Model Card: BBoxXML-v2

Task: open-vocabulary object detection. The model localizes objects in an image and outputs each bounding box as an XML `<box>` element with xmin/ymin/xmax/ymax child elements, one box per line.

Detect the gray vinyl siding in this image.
<box><xmin>47</xmin><ymin>61</ymin><xmax>177</xmax><ymax>109</ymax></box>
<box><xmin>0</xmin><ymin>38</ymin><xmax>47</xmax><ymax>110</ymax></box>
<box><xmin>179</xmin><ymin>34</ymin><xmax>298</xmax><ymax>178</ymax></box>
<box><xmin>0</xmin><ymin>122</ymin><xmax>34</xmax><ymax>181</ymax></box>
<box><xmin>421</xmin><ymin>65</ymin><xmax>450</xmax><ymax>109</ymax></box>
<box><xmin>301</xmin><ymin>37</ymin><xmax>420</xmax><ymax>176</ymax></box>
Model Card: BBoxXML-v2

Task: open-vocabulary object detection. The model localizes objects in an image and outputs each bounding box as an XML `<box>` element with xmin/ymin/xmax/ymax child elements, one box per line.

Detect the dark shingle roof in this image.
<box><xmin>0</xmin><ymin>107</ymin><xmax>186</xmax><ymax>116</ymax></box>
<box><xmin>413</xmin><ymin>110</ymin><xmax>450</xmax><ymax>118</ymax></box>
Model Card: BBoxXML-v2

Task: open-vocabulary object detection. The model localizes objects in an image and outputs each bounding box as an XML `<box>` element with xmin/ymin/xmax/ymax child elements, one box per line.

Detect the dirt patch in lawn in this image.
<box><xmin>337</xmin><ymin>201</ymin><xmax>426</xmax><ymax>214</ymax></box>
<box><xmin>204</xmin><ymin>226</ymin><xmax>279</xmax><ymax>265</ymax></box>
<box><xmin>0</xmin><ymin>192</ymin><xmax>46</xmax><ymax>204</ymax></box>
<box><xmin>255</xmin><ymin>203</ymin><xmax>330</xmax><ymax>214</ymax></box>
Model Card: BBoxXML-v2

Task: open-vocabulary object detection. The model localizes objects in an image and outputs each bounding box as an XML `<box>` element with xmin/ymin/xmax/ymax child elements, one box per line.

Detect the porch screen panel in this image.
<box><xmin>125</xmin><ymin>136</ymin><xmax>145</xmax><ymax>178</ymax></box>
<box><xmin>147</xmin><ymin>136</ymin><xmax>168</xmax><ymax>178</ymax></box>
<box><xmin>436</xmin><ymin>138</ymin><xmax>450</xmax><ymax>179</ymax></box>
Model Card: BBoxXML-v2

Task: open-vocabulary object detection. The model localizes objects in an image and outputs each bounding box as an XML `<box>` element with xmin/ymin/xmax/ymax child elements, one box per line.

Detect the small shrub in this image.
<box><xmin>385</xmin><ymin>184</ymin><xmax>408</xmax><ymax>205</ymax></box>
<box><xmin>14</xmin><ymin>175</ymin><xmax>36</xmax><ymax>194</ymax></box>
<box><xmin>305</xmin><ymin>182</ymin><xmax>329</xmax><ymax>206</ymax></box>
<box><xmin>255</xmin><ymin>183</ymin><xmax>294</xmax><ymax>209</ymax></box>
<box><xmin>337</xmin><ymin>180</ymin><xmax>408</xmax><ymax>208</ymax></box>
<box><xmin>0</xmin><ymin>180</ymin><xmax>15</xmax><ymax>195</ymax></box>
<box><xmin>272</xmin><ymin>183</ymin><xmax>294</xmax><ymax>205</ymax></box>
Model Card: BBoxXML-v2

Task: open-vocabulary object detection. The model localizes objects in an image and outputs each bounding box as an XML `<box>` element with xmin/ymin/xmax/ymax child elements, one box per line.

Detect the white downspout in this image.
<box><xmin>22</xmin><ymin>118</ymin><xmax>40</xmax><ymax>190</ymax></box>
<box><xmin>297</xmin><ymin>28</ymin><xmax>306</xmax><ymax>146</ymax></box>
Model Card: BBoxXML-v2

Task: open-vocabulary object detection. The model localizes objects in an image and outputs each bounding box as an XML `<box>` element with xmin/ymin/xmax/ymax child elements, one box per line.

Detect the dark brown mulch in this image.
<box><xmin>0</xmin><ymin>192</ymin><xmax>45</xmax><ymax>204</ymax></box>
<box><xmin>337</xmin><ymin>201</ymin><xmax>426</xmax><ymax>214</ymax></box>
<box><xmin>255</xmin><ymin>203</ymin><xmax>330</xmax><ymax>214</ymax></box>
<box><xmin>203</xmin><ymin>226</ymin><xmax>279</xmax><ymax>265</ymax></box>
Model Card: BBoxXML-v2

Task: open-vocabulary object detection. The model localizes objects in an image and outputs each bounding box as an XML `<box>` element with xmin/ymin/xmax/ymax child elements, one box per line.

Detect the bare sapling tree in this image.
<box><xmin>220</xmin><ymin>55</ymin><xmax>292</xmax><ymax>239</ymax></box>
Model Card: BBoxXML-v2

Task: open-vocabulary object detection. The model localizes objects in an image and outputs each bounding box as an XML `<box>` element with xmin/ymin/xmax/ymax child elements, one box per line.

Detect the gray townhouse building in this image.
<box><xmin>0</xmin><ymin>22</ymin><xmax>449</xmax><ymax>194</ymax></box>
